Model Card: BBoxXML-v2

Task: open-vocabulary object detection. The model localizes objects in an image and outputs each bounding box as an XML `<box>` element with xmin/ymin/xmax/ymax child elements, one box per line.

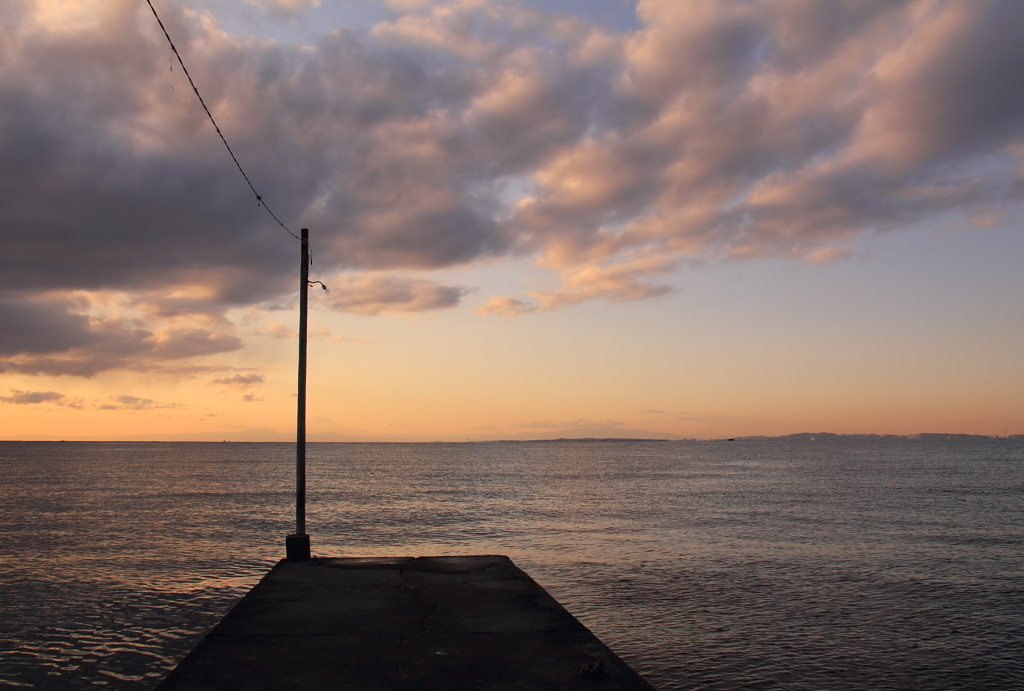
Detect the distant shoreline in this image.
<box><xmin>732</xmin><ymin>432</ymin><xmax>1024</xmax><ymax>441</ymax></box>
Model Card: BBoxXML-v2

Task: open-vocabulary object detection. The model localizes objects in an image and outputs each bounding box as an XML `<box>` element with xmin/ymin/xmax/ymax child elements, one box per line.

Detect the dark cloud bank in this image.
<box><xmin>1</xmin><ymin>0</ymin><xmax>1022</xmax><ymax>377</ymax></box>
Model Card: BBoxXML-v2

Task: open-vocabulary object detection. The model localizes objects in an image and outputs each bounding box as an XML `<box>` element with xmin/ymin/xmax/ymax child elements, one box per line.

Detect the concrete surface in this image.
<box><xmin>156</xmin><ymin>555</ymin><xmax>656</xmax><ymax>690</ymax></box>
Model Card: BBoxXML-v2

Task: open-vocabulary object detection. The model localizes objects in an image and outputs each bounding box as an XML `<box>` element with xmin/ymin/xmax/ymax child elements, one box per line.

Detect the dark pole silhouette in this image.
<box><xmin>286</xmin><ymin>228</ymin><xmax>311</xmax><ymax>560</ymax></box>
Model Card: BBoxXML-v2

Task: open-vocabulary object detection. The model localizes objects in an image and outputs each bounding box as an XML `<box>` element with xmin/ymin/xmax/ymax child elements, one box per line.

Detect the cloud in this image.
<box><xmin>0</xmin><ymin>298</ymin><xmax>95</xmax><ymax>356</ymax></box>
<box><xmin>502</xmin><ymin>0</ymin><xmax>1024</xmax><ymax>274</ymax></box>
<box><xmin>245</xmin><ymin>0</ymin><xmax>322</xmax><ymax>15</ymax></box>
<box><xmin>479</xmin><ymin>254</ymin><xmax>674</xmax><ymax>315</ymax></box>
<box><xmin>805</xmin><ymin>246</ymin><xmax>854</xmax><ymax>266</ymax></box>
<box><xmin>383</xmin><ymin>0</ymin><xmax>436</xmax><ymax>12</ymax></box>
<box><xmin>2</xmin><ymin>0</ymin><xmax>1022</xmax><ymax>373</ymax></box>
<box><xmin>0</xmin><ymin>389</ymin><xmax>66</xmax><ymax>404</ymax></box>
<box><xmin>97</xmin><ymin>394</ymin><xmax>182</xmax><ymax>410</ymax></box>
<box><xmin>476</xmin><ymin>295</ymin><xmax>537</xmax><ymax>317</ymax></box>
<box><xmin>331</xmin><ymin>334</ymin><xmax>373</xmax><ymax>345</ymax></box>
<box><xmin>212</xmin><ymin>373</ymin><xmax>266</xmax><ymax>386</ymax></box>
<box><xmin>0</xmin><ymin>296</ymin><xmax>243</xmax><ymax>377</ymax></box>
<box><xmin>263</xmin><ymin>322</ymin><xmax>296</xmax><ymax>339</ymax></box>
<box><xmin>970</xmin><ymin>206</ymin><xmax>1009</xmax><ymax>228</ymax></box>
<box><xmin>305</xmin><ymin>324</ymin><xmax>333</xmax><ymax>340</ymax></box>
<box><xmin>327</xmin><ymin>274</ymin><xmax>474</xmax><ymax>315</ymax></box>
<box><xmin>511</xmin><ymin>417</ymin><xmax>630</xmax><ymax>430</ymax></box>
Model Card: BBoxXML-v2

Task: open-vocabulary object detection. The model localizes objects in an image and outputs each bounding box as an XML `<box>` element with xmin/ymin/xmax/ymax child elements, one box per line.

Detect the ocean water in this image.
<box><xmin>0</xmin><ymin>439</ymin><xmax>1022</xmax><ymax>690</ymax></box>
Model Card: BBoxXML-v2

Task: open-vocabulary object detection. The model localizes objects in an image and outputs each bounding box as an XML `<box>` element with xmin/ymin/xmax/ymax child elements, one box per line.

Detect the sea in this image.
<box><xmin>0</xmin><ymin>439</ymin><xmax>1022</xmax><ymax>690</ymax></box>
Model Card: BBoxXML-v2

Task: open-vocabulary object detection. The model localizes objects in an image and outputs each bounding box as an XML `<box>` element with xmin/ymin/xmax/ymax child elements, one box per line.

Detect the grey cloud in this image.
<box><xmin>327</xmin><ymin>274</ymin><xmax>474</xmax><ymax>315</ymax></box>
<box><xmin>247</xmin><ymin>0</ymin><xmax>322</xmax><ymax>19</ymax></box>
<box><xmin>149</xmin><ymin>328</ymin><xmax>243</xmax><ymax>360</ymax></box>
<box><xmin>0</xmin><ymin>389</ymin><xmax>66</xmax><ymax>404</ymax></box>
<box><xmin>0</xmin><ymin>0</ymin><xmax>511</xmax><ymax>313</ymax></box>
<box><xmin>0</xmin><ymin>298</ymin><xmax>243</xmax><ymax>377</ymax></box>
<box><xmin>98</xmin><ymin>394</ymin><xmax>181</xmax><ymax>410</ymax></box>
<box><xmin>114</xmin><ymin>395</ymin><xmax>154</xmax><ymax>406</ymax></box>
<box><xmin>862</xmin><ymin>1</ymin><xmax>1024</xmax><ymax>169</ymax></box>
<box><xmin>212</xmin><ymin>373</ymin><xmax>266</xmax><ymax>386</ymax></box>
<box><xmin>0</xmin><ymin>299</ymin><xmax>93</xmax><ymax>355</ymax></box>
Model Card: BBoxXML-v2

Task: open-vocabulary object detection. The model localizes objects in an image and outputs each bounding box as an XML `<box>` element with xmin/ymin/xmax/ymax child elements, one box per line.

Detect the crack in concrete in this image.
<box><xmin>379</xmin><ymin>561</ymin><xmax>438</xmax><ymax>691</ymax></box>
<box><xmin>376</xmin><ymin>630</ymin><xmax>404</xmax><ymax>691</ymax></box>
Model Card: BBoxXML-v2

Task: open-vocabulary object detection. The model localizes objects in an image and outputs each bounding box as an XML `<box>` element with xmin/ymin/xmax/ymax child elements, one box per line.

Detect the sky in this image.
<box><xmin>1</xmin><ymin>0</ymin><xmax>1022</xmax><ymax>441</ymax></box>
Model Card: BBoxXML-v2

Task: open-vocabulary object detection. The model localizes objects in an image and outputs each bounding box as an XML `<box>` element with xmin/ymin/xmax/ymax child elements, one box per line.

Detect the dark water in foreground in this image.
<box><xmin>0</xmin><ymin>439</ymin><xmax>1022</xmax><ymax>690</ymax></box>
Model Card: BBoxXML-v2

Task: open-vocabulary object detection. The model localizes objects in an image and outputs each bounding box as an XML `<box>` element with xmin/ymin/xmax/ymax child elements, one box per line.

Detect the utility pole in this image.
<box><xmin>286</xmin><ymin>228</ymin><xmax>311</xmax><ymax>561</ymax></box>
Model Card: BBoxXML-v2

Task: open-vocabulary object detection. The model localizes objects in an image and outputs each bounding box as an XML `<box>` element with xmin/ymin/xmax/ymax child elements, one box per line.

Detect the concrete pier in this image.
<box><xmin>157</xmin><ymin>555</ymin><xmax>655</xmax><ymax>690</ymax></box>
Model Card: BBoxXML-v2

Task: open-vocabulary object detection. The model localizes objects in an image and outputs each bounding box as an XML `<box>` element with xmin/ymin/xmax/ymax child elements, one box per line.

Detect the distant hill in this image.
<box><xmin>733</xmin><ymin>432</ymin><xmax>1008</xmax><ymax>441</ymax></box>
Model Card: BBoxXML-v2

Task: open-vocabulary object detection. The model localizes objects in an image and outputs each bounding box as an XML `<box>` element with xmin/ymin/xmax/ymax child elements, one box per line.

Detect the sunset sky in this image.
<box><xmin>2</xmin><ymin>0</ymin><xmax>1022</xmax><ymax>441</ymax></box>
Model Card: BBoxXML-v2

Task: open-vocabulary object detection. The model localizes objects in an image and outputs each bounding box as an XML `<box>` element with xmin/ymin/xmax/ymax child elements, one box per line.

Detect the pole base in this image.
<box><xmin>286</xmin><ymin>533</ymin><xmax>311</xmax><ymax>561</ymax></box>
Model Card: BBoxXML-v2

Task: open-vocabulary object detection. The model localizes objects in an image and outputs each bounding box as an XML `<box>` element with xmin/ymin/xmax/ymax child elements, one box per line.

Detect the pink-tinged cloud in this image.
<box><xmin>476</xmin><ymin>296</ymin><xmax>538</xmax><ymax>317</ymax></box>
<box><xmin>480</xmin><ymin>254</ymin><xmax>674</xmax><ymax>315</ymax></box>
<box><xmin>1</xmin><ymin>0</ymin><xmax>1022</xmax><ymax>367</ymax></box>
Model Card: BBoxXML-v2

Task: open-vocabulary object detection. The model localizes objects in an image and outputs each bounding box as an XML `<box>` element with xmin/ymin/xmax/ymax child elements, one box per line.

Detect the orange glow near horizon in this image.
<box><xmin>3</xmin><ymin>228</ymin><xmax>1022</xmax><ymax>442</ymax></box>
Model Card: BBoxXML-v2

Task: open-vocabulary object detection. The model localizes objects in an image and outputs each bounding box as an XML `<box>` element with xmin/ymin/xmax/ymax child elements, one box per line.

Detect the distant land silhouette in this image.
<box><xmin>732</xmin><ymin>432</ymin><xmax>1022</xmax><ymax>441</ymax></box>
<box><xmin>471</xmin><ymin>432</ymin><xmax>1022</xmax><ymax>443</ymax></box>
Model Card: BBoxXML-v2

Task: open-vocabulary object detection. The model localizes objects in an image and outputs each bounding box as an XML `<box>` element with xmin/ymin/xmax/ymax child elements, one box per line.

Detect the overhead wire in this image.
<box><xmin>144</xmin><ymin>0</ymin><xmax>299</xmax><ymax>241</ymax></box>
